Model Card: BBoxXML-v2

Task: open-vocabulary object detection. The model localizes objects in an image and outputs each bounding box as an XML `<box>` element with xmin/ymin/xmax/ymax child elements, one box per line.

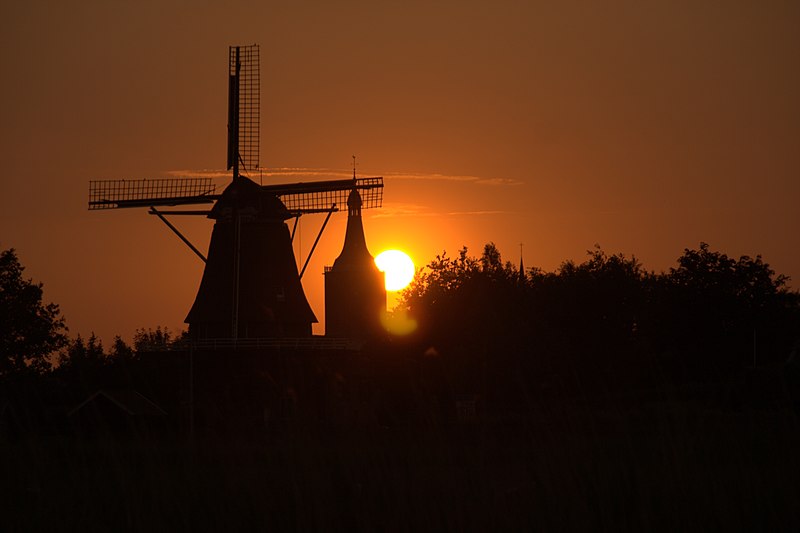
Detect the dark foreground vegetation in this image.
<box><xmin>2</xmin><ymin>244</ymin><xmax>800</xmax><ymax>530</ymax></box>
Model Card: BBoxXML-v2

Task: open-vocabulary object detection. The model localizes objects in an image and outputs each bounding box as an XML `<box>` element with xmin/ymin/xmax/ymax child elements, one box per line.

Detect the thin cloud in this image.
<box><xmin>472</xmin><ymin>177</ymin><xmax>520</xmax><ymax>186</ymax></box>
<box><xmin>445</xmin><ymin>210</ymin><xmax>508</xmax><ymax>216</ymax></box>
<box><xmin>166</xmin><ymin>167</ymin><xmax>521</xmax><ymax>186</ymax></box>
<box><xmin>369</xmin><ymin>203</ymin><xmax>510</xmax><ymax>219</ymax></box>
<box><xmin>384</xmin><ymin>171</ymin><xmax>521</xmax><ymax>186</ymax></box>
<box><xmin>166</xmin><ymin>169</ymin><xmax>230</xmax><ymax>179</ymax></box>
<box><xmin>164</xmin><ymin>168</ymin><xmax>515</xmax><ymax>219</ymax></box>
<box><xmin>369</xmin><ymin>203</ymin><xmax>430</xmax><ymax>218</ymax></box>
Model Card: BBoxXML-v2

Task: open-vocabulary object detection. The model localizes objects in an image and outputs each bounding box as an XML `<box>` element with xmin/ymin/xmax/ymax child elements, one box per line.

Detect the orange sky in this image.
<box><xmin>2</xmin><ymin>1</ymin><xmax>799</xmax><ymax>343</ymax></box>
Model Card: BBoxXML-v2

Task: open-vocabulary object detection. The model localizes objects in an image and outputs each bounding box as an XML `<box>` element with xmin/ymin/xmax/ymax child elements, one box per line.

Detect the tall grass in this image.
<box><xmin>3</xmin><ymin>394</ymin><xmax>798</xmax><ymax>532</ymax></box>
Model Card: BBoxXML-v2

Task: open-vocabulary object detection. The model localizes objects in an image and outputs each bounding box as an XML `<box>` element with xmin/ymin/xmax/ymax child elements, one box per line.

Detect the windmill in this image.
<box><xmin>88</xmin><ymin>45</ymin><xmax>384</xmax><ymax>340</ymax></box>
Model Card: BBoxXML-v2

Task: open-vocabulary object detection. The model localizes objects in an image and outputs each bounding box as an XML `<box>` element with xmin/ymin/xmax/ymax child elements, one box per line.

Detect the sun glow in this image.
<box><xmin>375</xmin><ymin>250</ymin><xmax>415</xmax><ymax>291</ymax></box>
<box><xmin>380</xmin><ymin>308</ymin><xmax>418</xmax><ymax>336</ymax></box>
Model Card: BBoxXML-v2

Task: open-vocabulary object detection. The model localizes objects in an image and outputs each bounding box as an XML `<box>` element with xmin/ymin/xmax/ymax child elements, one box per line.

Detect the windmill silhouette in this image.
<box><xmin>88</xmin><ymin>45</ymin><xmax>383</xmax><ymax>341</ymax></box>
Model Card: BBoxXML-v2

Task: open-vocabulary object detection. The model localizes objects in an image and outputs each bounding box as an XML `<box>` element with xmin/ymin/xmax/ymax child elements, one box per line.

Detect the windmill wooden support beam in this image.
<box><xmin>148</xmin><ymin>208</ymin><xmax>207</xmax><ymax>263</ymax></box>
<box><xmin>299</xmin><ymin>204</ymin><xmax>336</xmax><ymax>280</ymax></box>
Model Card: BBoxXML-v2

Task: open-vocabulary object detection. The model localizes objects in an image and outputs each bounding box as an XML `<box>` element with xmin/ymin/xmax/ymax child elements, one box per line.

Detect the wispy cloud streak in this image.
<box><xmin>165</xmin><ymin>168</ymin><xmax>515</xmax><ymax>219</ymax></box>
<box><xmin>369</xmin><ymin>203</ymin><xmax>510</xmax><ymax>219</ymax></box>
<box><xmin>165</xmin><ymin>168</ymin><xmax>352</xmax><ymax>180</ymax></box>
<box><xmin>383</xmin><ymin>171</ymin><xmax>521</xmax><ymax>186</ymax></box>
<box><xmin>166</xmin><ymin>167</ymin><xmax>521</xmax><ymax>186</ymax></box>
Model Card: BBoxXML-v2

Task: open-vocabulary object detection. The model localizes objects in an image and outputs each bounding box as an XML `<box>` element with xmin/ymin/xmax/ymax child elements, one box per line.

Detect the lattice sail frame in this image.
<box><xmin>230</xmin><ymin>45</ymin><xmax>260</xmax><ymax>175</ymax></box>
<box><xmin>88</xmin><ymin>178</ymin><xmax>216</xmax><ymax>210</ymax></box>
<box><xmin>87</xmin><ymin>176</ymin><xmax>382</xmax><ymax>213</ymax></box>
<box><xmin>268</xmin><ymin>177</ymin><xmax>384</xmax><ymax>214</ymax></box>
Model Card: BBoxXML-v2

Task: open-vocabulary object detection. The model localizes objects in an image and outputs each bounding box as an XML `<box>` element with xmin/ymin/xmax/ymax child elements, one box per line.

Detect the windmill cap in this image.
<box><xmin>212</xmin><ymin>176</ymin><xmax>291</xmax><ymax>220</ymax></box>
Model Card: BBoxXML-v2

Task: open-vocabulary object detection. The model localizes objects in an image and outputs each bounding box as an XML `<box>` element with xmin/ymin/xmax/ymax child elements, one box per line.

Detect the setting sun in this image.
<box><xmin>375</xmin><ymin>250</ymin><xmax>415</xmax><ymax>291</ymax></box>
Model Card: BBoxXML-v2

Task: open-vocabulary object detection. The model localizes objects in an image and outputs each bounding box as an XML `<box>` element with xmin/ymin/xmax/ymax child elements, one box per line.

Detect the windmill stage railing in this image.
<box><xmin>88</xmin><ymin>178</ymin><xmax>217</xmax><ymax>210</ymax></box>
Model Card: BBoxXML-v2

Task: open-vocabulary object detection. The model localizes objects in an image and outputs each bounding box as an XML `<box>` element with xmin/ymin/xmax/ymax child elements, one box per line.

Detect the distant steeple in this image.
<box><xmin>519</xmin><ymin>243</ymin><xmax>525</xmax><ymax>285</ymax></box>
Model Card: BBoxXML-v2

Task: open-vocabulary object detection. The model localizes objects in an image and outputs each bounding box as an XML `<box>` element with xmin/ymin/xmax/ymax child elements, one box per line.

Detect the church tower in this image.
<box><xmin>324</xmin><ymin>184</ymin><xmax>386</xmax><ymax>339</ymax></box>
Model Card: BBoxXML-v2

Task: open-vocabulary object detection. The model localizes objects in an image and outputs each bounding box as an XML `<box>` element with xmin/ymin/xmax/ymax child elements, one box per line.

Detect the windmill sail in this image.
<box><xmin>88</xmin><ymin>178</ymin><xmax>217</xmax><ymax>210</ymax></box>
<box><xmin>227</xmin><ymin>45</ymin><xmax>259</xmax><ymax>176</ymax></box>
<box><xmin>267</xmin><ymin>177</ymin><xmax>383</xmax><ymax>214</ymax></box>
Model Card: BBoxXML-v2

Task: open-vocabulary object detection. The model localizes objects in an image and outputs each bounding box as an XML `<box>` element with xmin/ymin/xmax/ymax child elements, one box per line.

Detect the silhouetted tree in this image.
<box><xmin>108</xmin><ymin>335</ymin><xmax>135</xmax><ymax>361</ymax></box>
<box><xmin>404</xmin><ymin>242</ymin><xmax>800</xmax><ymax>395</ymax></box>
<box><xmin>529</xmin><ymin>246</ymin><xmax>649</xmax><ymax>348</ymax></box>
<box><xmin>517</xmin><ymin>246</ymin><xmax>656</xmax><ymax>391</ymax></box>
<box><xmin>0</xmin><ymin>248</ymin><xmax>68</xmax><ymax>377</ymax></box>
<box><xmin>400</xmin><ymin>244</ymin><xmax>526</xmax><ymax>396</ymax></box>
<box><xmin>132</xmin><ymin>326</ymin><xmax>189</xmax><ymax>353</ymax></box>
<box><xmin>58</xmin><ymin>334</ymin><xmax>106</xmax><ymax>370</ymax></box>
<box><xmin>133</xmin><ymin>326</ymin><xmax>174</xmax><ymax>352</ymax></box>
<box><xmin>650</xmin><ymin>243</ymin><xmax>800</xmax><ymax>376</ymax></box>
<box><xmin>54</xmin><ymin>334</ymin><xmax>108</xmax><ymax>395</ymax></box>
<box><xmin>403</xmin><ymin>243</ymin><xmax>522</xmax><ymax>343</ymax></box>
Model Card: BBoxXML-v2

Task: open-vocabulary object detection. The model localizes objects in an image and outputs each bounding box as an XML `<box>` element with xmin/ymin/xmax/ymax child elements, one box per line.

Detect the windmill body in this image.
<box><xmin>88</xmin><ymin>45</ymin><xmax>384</xmax><ymax>342</ymax></box>
<box><xmin>185</xmin><ymin>176</ymin><xmax>317</xmax><ymax>339</ymax></box>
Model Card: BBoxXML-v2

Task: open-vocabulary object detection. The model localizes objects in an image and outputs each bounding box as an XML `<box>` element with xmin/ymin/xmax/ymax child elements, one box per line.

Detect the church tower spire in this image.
<box><xmin>323</xmin><ymin>161</ymin><xmax>386</xmax><ymax>340</ymax></box>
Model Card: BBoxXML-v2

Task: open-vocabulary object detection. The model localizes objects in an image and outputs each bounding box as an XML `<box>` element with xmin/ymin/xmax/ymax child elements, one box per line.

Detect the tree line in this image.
<box><xmin>1</xmin><ymin>248</ymin><xmax>187</xmax><ymax>402</ymax></box>
<box><xmin>400</xmin><ymin>242</ymin><xmax>800</xmax><ymax>395</ymax></box>
<box><xmin>2</xmin><ymin>243</ymin><xmax>800</xmax><ymax>398</ymax></box>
